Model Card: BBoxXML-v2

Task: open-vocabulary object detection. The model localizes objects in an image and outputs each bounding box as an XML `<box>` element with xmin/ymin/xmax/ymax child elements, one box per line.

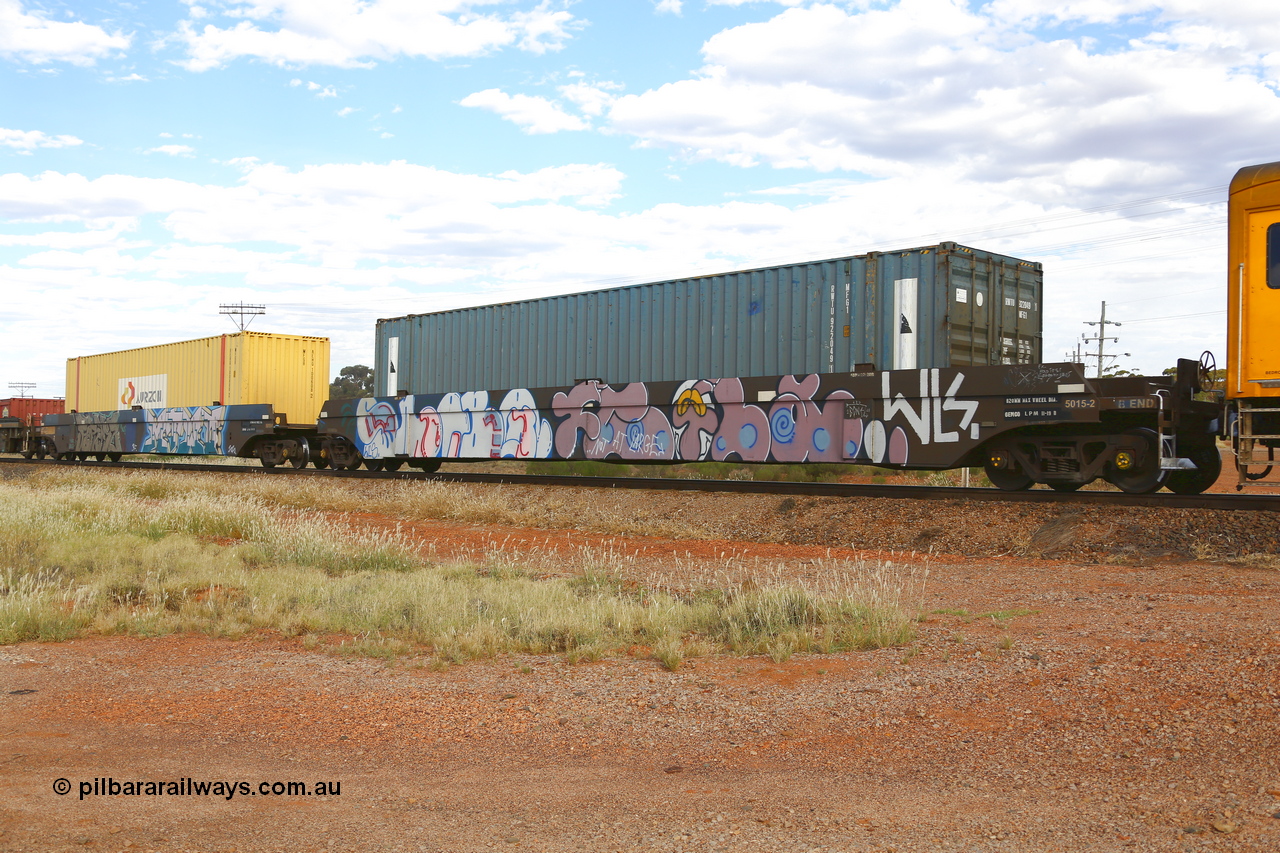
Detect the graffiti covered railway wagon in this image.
<box><xmin>40</xmin><ymin>405</ymin><xmax>307</xmax><ymax>463</ymax></box>
<box><xmin>30</xmin><ymin>331</ymin><xmax>332</xmax><ymax>465</ymax></box>
<box><xmin>316</xmin><ymin>358</ymin><xmax>1221</xmax><ymax>494</ymax></box>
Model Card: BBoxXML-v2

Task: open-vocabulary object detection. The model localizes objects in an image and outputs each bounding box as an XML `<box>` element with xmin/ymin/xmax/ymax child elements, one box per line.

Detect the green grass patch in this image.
<box><xmin>931</xmin><ymin>607</ymin><xmax>1038</xmax><ymax>624</ymax></box>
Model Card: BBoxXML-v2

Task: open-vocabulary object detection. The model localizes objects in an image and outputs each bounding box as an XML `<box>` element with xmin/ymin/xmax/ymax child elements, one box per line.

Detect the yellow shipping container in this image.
<box><xmin>66</xmin><ymin>331</ymin><xmax>330</xmax><ymax>425</ymax></box>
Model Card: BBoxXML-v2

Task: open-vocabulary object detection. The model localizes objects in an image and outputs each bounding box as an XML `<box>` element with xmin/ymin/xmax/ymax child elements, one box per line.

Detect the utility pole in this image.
<box><xmin>219</xmin><ymin>303</ymin><xmax>266</xmax><ymax>332</ymax></box>
<box><xmin>1083</xmin><ymin>301</ymin><xmax>1122</xmax><ymax>379</ymax></box>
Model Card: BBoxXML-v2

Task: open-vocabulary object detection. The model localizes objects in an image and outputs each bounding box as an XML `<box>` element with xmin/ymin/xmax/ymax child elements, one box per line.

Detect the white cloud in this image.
<box><xmin>306</xmin><ymin>81</ymin><xmax>337</xmax><ymax>97</ymax></box>
<box><xmin>175</xmin><ymin>0</ymin><xmax>579</xmax><ymax>71</ymax></box>
<box><xmin>0</xmin><ymin>127</ymin><xmax>83</xmax><ymax>150</ymax></box>
<box><xmin>654</xmin><ymin>0</ymin><xmax>683</xmax><ymax>14</ymax></box>
<box><xmin>558</xmin><ymin>80</ymin><xmax>622</xmax><ymax>117</ymax></box>
<box><xmin>602</xmin><ymin>0</ymin><xmax>1280</xmax><ymax>198</ymax></box>
<box><xmin>0</xmin><ymin>156</ymin><xmax>1227</xmax><ymax>391</ymax></box>
<box><xmin>0</xmin><ymin>0</ymin><xmax>130</xmax><ymax>65</ymax></box>
<box><xmin>336</xmin><ymin>106</ymin><xmax>356</xmax><ymax>117</ymax></box>
<box><xmin>145</xmin><ymin>144</ymin><xmax>196</xmax><ymax>156</ymax></box>
<box><xmin>461</xmin><ymin>88</ymin><xmax>590</xmax><ymax>133</ymax></box>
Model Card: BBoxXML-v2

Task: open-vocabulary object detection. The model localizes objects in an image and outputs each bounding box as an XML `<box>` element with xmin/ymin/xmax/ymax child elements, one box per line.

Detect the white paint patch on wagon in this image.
<box><xmin>894</xmin><ymin>278</ymin><xmax>917</xmax><ymax>371</ymax></box>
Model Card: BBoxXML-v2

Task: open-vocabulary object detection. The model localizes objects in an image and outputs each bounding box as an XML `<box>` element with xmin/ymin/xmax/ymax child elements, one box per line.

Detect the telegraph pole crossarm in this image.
<box><xmin>219</xmin><ymin>303</ymin><xmax>267</xmax><ymax>332</ymax></box>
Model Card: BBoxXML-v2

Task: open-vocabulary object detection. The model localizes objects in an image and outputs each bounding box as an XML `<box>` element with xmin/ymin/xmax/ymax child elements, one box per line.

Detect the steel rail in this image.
<box><xmin>3</xmin><ymin>455</ymin><xmax>1278</xmax><ymax>512</ymax></box>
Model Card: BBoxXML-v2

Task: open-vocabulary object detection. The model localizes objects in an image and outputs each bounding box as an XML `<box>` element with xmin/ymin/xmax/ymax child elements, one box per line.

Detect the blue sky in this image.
<box><xmin>4</xmin><ymin>0</ymin><xmax>1280</xmax><ymax>398</ymax></box>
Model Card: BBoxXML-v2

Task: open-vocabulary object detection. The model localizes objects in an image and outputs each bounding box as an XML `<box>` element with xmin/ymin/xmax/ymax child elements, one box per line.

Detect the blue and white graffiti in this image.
<box><xmin>140</xmin><ymin>406</ymin><xmax>229</xmax><ymax>455</ymax></box>
<box><xmin>354</xmin><ymin>391</ymin><xmax>554</xmax><ymax>461</ymax></box>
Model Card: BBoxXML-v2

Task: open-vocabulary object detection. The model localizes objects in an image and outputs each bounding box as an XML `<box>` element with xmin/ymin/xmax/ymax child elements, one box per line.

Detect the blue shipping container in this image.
<box><xmin>374</xmin><ymin>242</ymin><xmax>1042</xmax><ymax>395</ymax></box>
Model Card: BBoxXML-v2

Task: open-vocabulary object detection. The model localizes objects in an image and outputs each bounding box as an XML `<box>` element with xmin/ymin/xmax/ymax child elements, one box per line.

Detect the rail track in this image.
<box><xmin>3</xmin><ymin>455</ymin><xmax>1278</xmax><ymax>512</ymax></box>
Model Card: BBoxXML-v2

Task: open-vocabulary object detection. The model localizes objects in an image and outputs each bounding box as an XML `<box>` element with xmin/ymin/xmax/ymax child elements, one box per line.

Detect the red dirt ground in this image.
<box><xmin>2</xmin><ymin>466</ymin><xmax>1279</xmax><ymax>852</ymax></box>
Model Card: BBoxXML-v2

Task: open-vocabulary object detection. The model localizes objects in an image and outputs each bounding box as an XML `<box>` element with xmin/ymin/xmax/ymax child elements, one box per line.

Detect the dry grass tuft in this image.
<box><xmin>1</xmin><ymin>470</ymin><xmax>925</xmax><ymax>663</ymax></box>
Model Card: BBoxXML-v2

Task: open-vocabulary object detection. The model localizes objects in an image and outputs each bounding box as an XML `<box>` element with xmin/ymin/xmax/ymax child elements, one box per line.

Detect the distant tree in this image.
<box><xmin>329</xmin><ymin>365</ymin><xmax>375</xmax><ymax>398</ymax></box>
<box><xmin>1162</xmin><ymin>364</ymin><xmax>1226</xmax><ymax>384</ymax></box>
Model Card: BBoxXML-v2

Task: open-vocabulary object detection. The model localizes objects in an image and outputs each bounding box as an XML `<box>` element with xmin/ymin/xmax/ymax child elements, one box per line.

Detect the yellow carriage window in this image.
<box><xmin>1270</xmin><ymin>222</ymin><xmax>1280</xmax><ymax>289</ymax></box>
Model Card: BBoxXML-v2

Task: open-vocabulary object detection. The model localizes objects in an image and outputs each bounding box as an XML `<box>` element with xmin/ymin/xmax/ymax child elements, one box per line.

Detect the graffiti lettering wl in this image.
<box><xmin>881</xmin><ymin>370</ymin><xmax>979</xmax><ymax>445</ymax></box>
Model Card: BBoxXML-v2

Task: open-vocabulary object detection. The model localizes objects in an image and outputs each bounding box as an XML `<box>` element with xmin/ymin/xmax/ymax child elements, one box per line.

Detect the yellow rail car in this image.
<box><xmin>1227</xmin><ymin>161</ymin><xmax>1280</xmax><ymax>486</ymax></box>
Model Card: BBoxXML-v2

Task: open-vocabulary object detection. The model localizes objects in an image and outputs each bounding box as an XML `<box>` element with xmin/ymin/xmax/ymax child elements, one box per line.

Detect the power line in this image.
<box><xmin>1121</xmin><ymin>310</ymin><xmax>1227</xmax><ymax>324</ymax></box>
<box><xmin>1102</xmin><ymin>287</ymin><xmax>1217</xmax><ymax>307</ymax></box>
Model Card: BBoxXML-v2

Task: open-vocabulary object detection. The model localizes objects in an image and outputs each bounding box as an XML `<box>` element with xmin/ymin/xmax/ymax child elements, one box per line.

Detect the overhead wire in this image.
<box><xmin>1121</xmin><ymin>310</ymin><xmax>1227</xmax><ymax>324</ymax></box>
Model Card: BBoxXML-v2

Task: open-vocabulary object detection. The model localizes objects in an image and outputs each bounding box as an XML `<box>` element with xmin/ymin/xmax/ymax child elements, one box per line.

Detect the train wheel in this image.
<box><xmin>1107</xmin><ymin>428</ymin><xmax>1166</xmax><ymax>494</ymax></box>
<box><xmin>1165</xmin><ymin>444</ymin><xmax>1223</xmax><ymax>495</ymax></box>
<box><xmin>408</xmin><ymin>459</ymin><xmax>442</xmax><ymax>473</ymax></box>
<box><xmin>363</xmin><ymin>459</ymin><xmax>385</xmax><ymax>472</ymax></box>
<box><xmin>1048</xmin><ymin>481</ymin><xmax>1084</xmax><ymax>492</ymax></box>
<box><xmin>983</xmin><ymin>447</ymin><xmax>1032</xmax><ymax>491</ymax></box>
<box><xmin>312</xmin><ymin>443</ymin><xmax>330</xmax><ymax>469</ymax></box>
<box><xmin>288</xmin><ymin>438</ymin><xmax>310</xmax><ymax>470</ymax></box>
<box><xmin>381</xmin><ymin>459</ymin><xmax>403</xmax><ymax>472</ymax></box>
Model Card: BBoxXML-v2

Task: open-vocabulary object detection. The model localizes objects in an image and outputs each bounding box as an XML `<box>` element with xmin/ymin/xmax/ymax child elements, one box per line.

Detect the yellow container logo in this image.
<box><xmin>118</xmin><ymin>375</ymin><xmax>167</xmax><ymax>409</ymax></box>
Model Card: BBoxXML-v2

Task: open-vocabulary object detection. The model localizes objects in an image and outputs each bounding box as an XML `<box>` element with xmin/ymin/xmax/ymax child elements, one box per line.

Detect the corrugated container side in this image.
<box><xmin>65</xmin><ymin>332</ymin><xmax>329</xmax><ymax>423</ymax></box>
<box><xmin>240</xmin><ymin>333</ymin><xmax>330</xmax><ymax>425</ymax></box>
<box><xmin>375</xmin><ymin>243</ymin><xmax>1042</xmax><ymax>395</ymax></box>
<box><xmin>67</xmin><ymin>337</ymin><xmax>222</xmax><ymax>414</ymax></box>
<box><xmin>0</xmin><ymin>398</ymin><xmax>65</xmax><ymax>425</ymax></box>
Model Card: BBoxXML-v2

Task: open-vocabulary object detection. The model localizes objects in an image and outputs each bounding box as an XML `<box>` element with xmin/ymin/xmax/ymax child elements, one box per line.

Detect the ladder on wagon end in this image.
<box><xmin>1233</xmin><ymin>399</ymin><xmax>1280</xmax><ymax>489</ymax></box>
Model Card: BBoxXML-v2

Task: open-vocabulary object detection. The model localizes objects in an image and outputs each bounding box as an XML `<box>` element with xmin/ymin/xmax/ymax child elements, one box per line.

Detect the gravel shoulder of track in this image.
<box><xmin>334</xmin><ymin>474</ymin><xmax>1280</xmax><ymax>564</ymax></box>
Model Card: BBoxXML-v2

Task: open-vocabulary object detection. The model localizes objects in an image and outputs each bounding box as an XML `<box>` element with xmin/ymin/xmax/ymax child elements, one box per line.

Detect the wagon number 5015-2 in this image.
<box><xmin>1064</xmin><ymin>397</ymin><xmax>1096</xmax><ymax>409</ymax></box>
